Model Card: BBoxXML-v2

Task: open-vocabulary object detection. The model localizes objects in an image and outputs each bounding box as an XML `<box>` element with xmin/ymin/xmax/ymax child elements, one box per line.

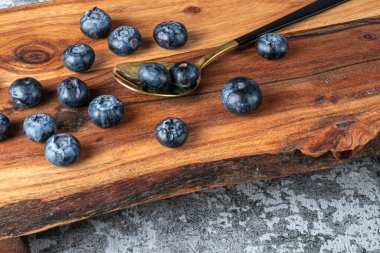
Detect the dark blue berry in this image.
<box><xmin>170</xmin><ymin>62</ymin><xmax>199</xmax><ymax>88</ymax></box>
<box><xmin>45</xmin><ymin>133</ymin><xmax>81</xmax><ymax>167</ymax></box>
<box><xmin>9</xmin><ymin>77</ymin><xmax>43</xmax><ymax>108</ymax></box>
<box><xmin>256</xmin><ymin>33</ymin><xmax>288</xmax><ymax>60</ymax></box>
<box><xmin>139</xmin><ymin>63</ymin><xmax>171</xmax><ymax>89</ymax></box>
<box><xmin>88</xmin><ymin>95</ymin><xmax>125</xmax><ymax>128</ymax></box>
<box><xmin>57</xmin><ymin>77</ymin><xmax>89</xmax><ymax>108</ymax></box>
<box><xmin>108</xmin><ymin>26</ymin><xmax>142</xmax><ymax>56</ymax></box>
<box><xmin>153</xmin><ymin>21</ymin><xmax>188</xmax><ymax>49</ymax></box>
<box><xmin>62</xmin><ymin>43</ymin><xmax>95</xmax><ymax>72</ymax></box>
<box><xmin>0</xmin><ymin>114</ymin><xmax>11</xmax><ymax>141</ymax></box>
<box><xmin>80</xmin><ymin>7</ymin><xmax>112</xmax><ymax>39</ymax></box>
<box><xmin>23</xmin><ymin>113</ymin><xmax>57</xmax><ymax>142</ymax></box>
<box><xmin>221</xmin><ymin>77</ymin><xmax>262</xmax><ymax>115</ymax></box>
<box><xmin>154</xmin><ymin>117</ymin><xmax>189</xmax><ymax>148</ymax></box>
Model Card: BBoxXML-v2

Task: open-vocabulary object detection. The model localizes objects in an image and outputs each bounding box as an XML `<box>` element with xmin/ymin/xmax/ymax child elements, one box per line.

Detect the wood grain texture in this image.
<box><xmin>0</xmin><ymin>237</ymin><xmax>30</xmax><ymax>253</ymax></box>
<box><xmin>0</xmin><ymin>0</ymin><xmax>379</xmax><ymax>238</ymax></box>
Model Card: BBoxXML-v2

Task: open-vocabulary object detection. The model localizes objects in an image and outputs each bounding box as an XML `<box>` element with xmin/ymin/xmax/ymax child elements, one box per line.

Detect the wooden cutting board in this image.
<box><xmin>0</xmin><ymin>0</ymin><xmax>379</xmax><ymax>239</ymax></box>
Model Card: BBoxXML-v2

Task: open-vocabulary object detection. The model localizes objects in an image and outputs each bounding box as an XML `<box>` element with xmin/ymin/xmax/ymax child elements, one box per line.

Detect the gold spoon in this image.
<box><xmin>113</xmin><ymin>0</ymin><xmax>346</xmax><ymax>97</ymax></box>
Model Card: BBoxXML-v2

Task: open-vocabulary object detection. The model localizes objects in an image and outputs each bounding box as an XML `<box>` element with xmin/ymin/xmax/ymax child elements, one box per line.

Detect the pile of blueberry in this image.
<box><xmin>0</xmin><ymin>77</ymin><xmax>86</xmax><ymax>167</ymax></box>
<box><xmin>65</xmin><ymin>7</ymin><xmax>198</xmax><ymax>90</ymax></box>
<box><xmin>0</xmin><ymin>7</ymin><xmax>290</xmax><ymax>166</ymax></box>
<box><xmin>1</xmin><ymin>75</ymin><xmax>126</xmax><ymax>167</ymax></box>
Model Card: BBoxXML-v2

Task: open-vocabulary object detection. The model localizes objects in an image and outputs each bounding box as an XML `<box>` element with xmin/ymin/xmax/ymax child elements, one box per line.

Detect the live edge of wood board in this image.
<box><xmin>0</xmin><ymin>0</ymin><xmax>378</xmax><ymax>239</ymax></box>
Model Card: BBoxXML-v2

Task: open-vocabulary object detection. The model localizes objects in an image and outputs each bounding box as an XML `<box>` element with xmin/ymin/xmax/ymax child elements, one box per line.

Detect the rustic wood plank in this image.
<box><xmin>1</xmin><ymin>137</ymin><xmax>379</xmax><ymax>238</ymax></box>
<box><xmin>0</xmin><ymin>0</ymin><xmax>379</xmax><ymax>238</ymax></box>
<box><xmin>0</xmin><ymin>0</ymin><xmax>378</xmax><ymax>84</ymax></box>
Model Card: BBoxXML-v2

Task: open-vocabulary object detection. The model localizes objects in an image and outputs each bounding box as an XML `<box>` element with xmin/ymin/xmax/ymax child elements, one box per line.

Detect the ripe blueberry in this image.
<box><xmin>57</xmin><ymin>77</ymin><xmax>90</xmax><ymax>108</ymax></box>
<box><xmin>23</xmin><ymin>113</ymin><xmax>57</xmax><ymax>142</ymax></box>
<box><xmin>9</xmin><ymin>77</ymin><xmax>43</xmax><ymax>108</ymax></box>
<box><xmin>108</xmin><ymin>26</ymin><xmax>142</xmax><ymax>56</ymax></box>
<box><xmin>256</xmin><ymin>33</ymin><xmax>288</xmax><ymax>60</ymax></box>
<box><xmin>62</xmin><ymin>43</ymin><xmax>95</xmax><ymax>72</ymax></box>
<box><xmin>154</xmin><ymin>117</ymin><xmax>189</xmax><ymax>148</ymax></box>
<box><xmin>80</xmin><ymin>7</ymin><xmax>112</xmax><ymax>39</ymax></box>
<box><xmin>0</xmin><ymin>114</ymin><xmax>10</xmax><ymax>141</ymax></box>
<box><xmin>139</xmin><ymin>63</ymin><xmax>171</xmax><ymax>89</ymax></box>
<box><xmin>88</xmin><ymin>95</ymin><xmax>125</xmax><ymax>128</ymax></box>
<box><xmin>170</xmin><ymin>62</ymin><xmax>199</xmax><ymax>88</ymax></box>
<box><xmin>153</xmin><ymin>21</ymin><xmax>188</xmax><ymax>49</ymax></box>
<box><xmin>221</xmin><ymin>77</ymin><xmax>262</xmax><ymax>115</ymax></box>
<box><xmin>45</xmin><ymin>133</ymin><xmax>81</xmax><ymax>167</ymax></box>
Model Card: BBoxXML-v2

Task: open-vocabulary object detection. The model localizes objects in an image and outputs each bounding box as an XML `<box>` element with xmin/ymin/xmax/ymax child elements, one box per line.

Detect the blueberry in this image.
<box><xmin>88</xmin><ymin>95</ymin><xmax>125</xmax><ymax>128</ymax></box>
<box><xmin>256</xmin><ymin>33</ymin><xmax>288</xmax><ymax>60</ymax></box>
<box><xmin>0</xmin><ymin>114</ymin><xmax>11</xmax><ymax>141</ymax></box>
<box><xmin>23</xmin><ymin>113</ymin><xmax>57</xmax><ymax>142</ymax></box>
<box><xmin>153</xmin><ymin>21</ymin><xmax>188</xmax><ymax>49</ymax></box>
<box><xmin>108</xmin><ymin>26</ymin><xmax>142</xmax><ymax>56</ymax></box>
<box><xmin>45</xmin><ymin>133</ymin><xmax>81</xmax><ymax>167</ymax></box>
<box><xmin>138</xmin><ymin>63</ymin><xmax>171</xmax><ymax>89</ymax></box>
<box><xmin>154</xmin><ymin>117</ymin><xmax>189</xmax><ymax>148</ymax></box>
<box><xmin>170</xmin><ymin>62</ymin><xmax>199</xmax><ymax>88</ymax></box>
<box><xmin>9</xmin><ymin>77</ymin><xmax>43</xmax><ymax>108</ymax></box>
<box><xmin>57</xmin><ymin>77</ymin><xmax>90</xmax><ymax>108</ymax></box>
<box><xmin>221</xmin><ymin>77</ymin><xmax>262</xmax><ymax>115</ymax></box>
<box><xmin>62</xmin><ymin>43</ymin><xmax>95</xmax><ymax>72</ymax></box>
<box><xmin>80</xmin><ymin>7</ymin><xmax>112</xmax><ymax>39</ymax></box>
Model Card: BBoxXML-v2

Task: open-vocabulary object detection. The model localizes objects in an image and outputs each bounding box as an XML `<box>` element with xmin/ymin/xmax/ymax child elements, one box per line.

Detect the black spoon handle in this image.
<box><xmin>235</xmin><ymin>0</ymin><xmax>347</xmax><ymax>45</ymax></box>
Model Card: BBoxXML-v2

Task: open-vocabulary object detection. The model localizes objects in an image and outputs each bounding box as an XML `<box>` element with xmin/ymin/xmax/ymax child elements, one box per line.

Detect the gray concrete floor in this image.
<box><xmin>28</xmin><ymin>159</ymin><xmax>380</xmax><ymax>253</ymax></box>
<box><xmin>3</xmin><ymin>1</ymin><xmax>380</xmax><ymax>252</ymax></box>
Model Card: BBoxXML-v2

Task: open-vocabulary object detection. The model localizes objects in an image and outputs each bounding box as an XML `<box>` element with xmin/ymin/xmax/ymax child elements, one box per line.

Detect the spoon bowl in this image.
<box><xmin>113</xmin><ymin>40</ymin><xmax>238</xmax><ymax>97</ymax></box>
<box><xmin>114</xmin><ymin>61</ymin><xmax>200</xmax><ymax>97</ymax></box>
<box><xmin>113</xmin><ymin>0</ymin><xmax>346</xmax><ymax>97</ymax></box>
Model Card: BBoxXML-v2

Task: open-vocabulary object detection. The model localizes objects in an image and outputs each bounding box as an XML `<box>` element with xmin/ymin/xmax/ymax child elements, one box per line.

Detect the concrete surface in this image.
<box><xmin>27</xmin><ymin>158</ymin><xmax>380</xmax><ymax>253</ymax></box>
<box><xmin>3</xmin><ymin>1</ymin><xmax>380</xmax><ymax>252</ymax></box>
